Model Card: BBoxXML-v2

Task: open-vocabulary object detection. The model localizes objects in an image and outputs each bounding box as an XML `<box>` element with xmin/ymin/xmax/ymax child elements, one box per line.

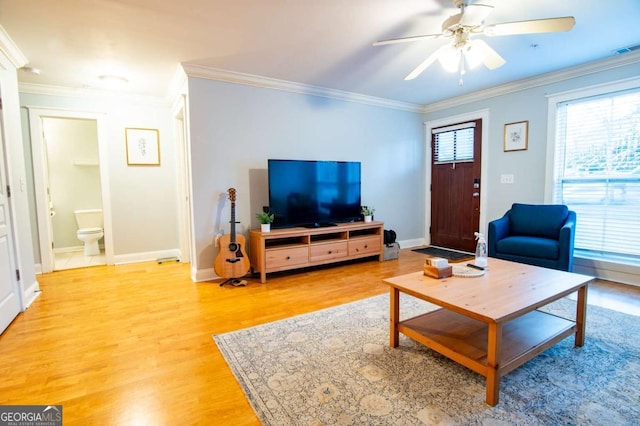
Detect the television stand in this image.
<box><xmin>249</xmin><ymin>221</ymin><xmax>384</xmax><ymax>283</ymax></box>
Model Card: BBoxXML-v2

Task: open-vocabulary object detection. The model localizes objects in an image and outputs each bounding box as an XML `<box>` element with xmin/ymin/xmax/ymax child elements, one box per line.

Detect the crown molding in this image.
<box><xmin>18</xmin><ymin>82</ymin><xmax>169</xmax><ymax>106</ymax></box>
<box><xmin>0</xmin><ymin>25</ymin><xmax>28</xmax><ymax>68</ymax></box>
<box><xmin>181</xmin><ymin>63</ymin><xmax>424</xmax><ymax>114</ymax></box>
<box><xmin>166</xmin><ymin>64</ymin><xmax>188</xmax><ymax>101</ymax></box>
<box><xmin>423</xmin><ymin>51</ymin><xmax>640</xmax><ymax>114</ymax></box>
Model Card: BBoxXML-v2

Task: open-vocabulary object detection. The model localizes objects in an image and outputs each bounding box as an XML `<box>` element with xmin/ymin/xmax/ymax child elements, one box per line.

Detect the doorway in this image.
<box><xmin>29</xmin><ymin>108</ymin><xmax>113</xmax><ymax>272</ymax></box>
<box><xmin>424</xmin><ymin>110</ymin><xmax>489</xmax><ymax>253</ymax></box>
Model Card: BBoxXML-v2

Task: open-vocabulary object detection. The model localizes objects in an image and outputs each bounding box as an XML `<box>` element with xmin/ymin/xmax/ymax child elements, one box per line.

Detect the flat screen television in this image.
<box><xmin>268</xmin><ymin>159</ymin><xmax>362</xmax><ymax>228</ymax></box>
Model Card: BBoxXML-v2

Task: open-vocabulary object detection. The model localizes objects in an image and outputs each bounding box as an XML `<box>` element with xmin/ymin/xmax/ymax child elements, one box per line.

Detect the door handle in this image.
<box><xmin>473</xmin><ymin>192</ymin><xmax>480</xmax><ymax>197</ymax></box>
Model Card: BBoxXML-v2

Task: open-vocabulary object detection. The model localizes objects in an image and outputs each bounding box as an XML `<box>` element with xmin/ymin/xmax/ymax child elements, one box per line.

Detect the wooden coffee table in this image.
<box><xmin>383</xmin><ymin>258</ymin><xmax>594</xmax><ymax>406</ymax></box>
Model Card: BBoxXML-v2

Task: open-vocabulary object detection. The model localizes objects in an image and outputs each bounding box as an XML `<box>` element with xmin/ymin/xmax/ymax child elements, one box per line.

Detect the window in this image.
<box><xmin>551</xmin><ymin>85</ymin><xmax>640</xmax><ymax>262</ymax></box>
<box><xmin>432</xmin><ymin>122</ymin><xmax>475</xmax><ymax>164</ymax></box>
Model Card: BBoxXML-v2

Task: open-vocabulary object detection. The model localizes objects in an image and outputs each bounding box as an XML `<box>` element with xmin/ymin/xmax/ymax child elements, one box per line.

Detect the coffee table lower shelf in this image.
<box><xmin>398</xmin><ymin>308</ymin><xmax>576</xmax><ymax>398</ymax></box>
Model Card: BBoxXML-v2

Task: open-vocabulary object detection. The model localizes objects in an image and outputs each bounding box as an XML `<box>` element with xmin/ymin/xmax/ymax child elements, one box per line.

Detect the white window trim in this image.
<box><xmin>545</xmin><ymin>76</ymin><xmax>640</xmax><ymax>286</ymax></box>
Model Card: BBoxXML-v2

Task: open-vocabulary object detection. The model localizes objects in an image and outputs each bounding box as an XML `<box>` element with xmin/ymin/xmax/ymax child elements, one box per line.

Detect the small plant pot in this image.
<box><xmin>261</xmin><ymin>223</ymin><xmax>271</xmax><ymax>232</ymax></box>
<box><xmin>364</xmin><ymin>215</ymin><xmax>372</xmax><ymax>223</ymax></box>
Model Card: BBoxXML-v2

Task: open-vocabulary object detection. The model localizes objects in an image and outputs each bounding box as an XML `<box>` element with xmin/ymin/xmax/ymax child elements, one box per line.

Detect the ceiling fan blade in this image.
<box><xmin>404</xmin><ymin>46</ymin><xmax>448</xmax><ymax>80</ymax></box>
<box><xmin>473</xmin><ymin>39</ymin><xmax>506</xmax><ymax>70</ymax></box>
<box><xmin>459</xmin><ymin>4</ymin><xmax>494</xmax><ymax>26</ymax></box>
<box><xmin>373</xmin><ymin>33</ymin><xmax>442</xmax><ymax>46</ymax></box>
<box><xmin>484</xmin><ymin>16</ymin><xmax>575</xmax><ymax>36</ymax></box>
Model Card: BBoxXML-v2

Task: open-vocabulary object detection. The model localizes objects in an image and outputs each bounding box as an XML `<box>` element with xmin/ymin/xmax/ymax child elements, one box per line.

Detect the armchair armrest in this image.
<box><xmin>558</xmin><ymin>210</ymin><xmax>577</xmax><ymax>271</ymax></box>
<box><xmin>488</xmin><ymin>213</ymin><xmax>510</xmax><ymax>257</ymax></box>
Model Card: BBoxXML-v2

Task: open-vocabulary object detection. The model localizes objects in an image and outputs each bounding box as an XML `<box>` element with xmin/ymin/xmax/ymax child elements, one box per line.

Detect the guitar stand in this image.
<box><xmin>220</xmin><ymin>278</ymin><xmax>247</xmax><ymax>287</ymax></box>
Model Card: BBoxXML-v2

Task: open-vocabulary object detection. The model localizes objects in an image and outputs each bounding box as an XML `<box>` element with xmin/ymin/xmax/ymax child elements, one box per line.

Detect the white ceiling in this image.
<box><xmin>2</xmin><ymin>0</ymin><xmax>640</xmax><ymax>105</ymax></box>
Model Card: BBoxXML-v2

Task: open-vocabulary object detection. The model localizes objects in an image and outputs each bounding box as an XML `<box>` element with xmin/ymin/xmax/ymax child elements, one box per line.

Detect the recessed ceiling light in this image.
<box><xmin>21</xmin><ymin>66</ymin><xmax>41</xmax><ymax>75</ymax></box>
<box><xmin>98</xmin><ymin>74</ymin><xmax>129</xmax><ymax>84</ymax></box>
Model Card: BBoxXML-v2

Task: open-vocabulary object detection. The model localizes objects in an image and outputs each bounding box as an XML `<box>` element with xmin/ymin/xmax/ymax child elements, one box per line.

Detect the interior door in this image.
<box><xmin>430</xmin><ymin>119</ymin><xmax>482</xmax><ymax>253</ymax></box>
<box><xmin>0</xmin><ymin>115</ymin><xmax>22</xmax><ymax>334</ymax></box>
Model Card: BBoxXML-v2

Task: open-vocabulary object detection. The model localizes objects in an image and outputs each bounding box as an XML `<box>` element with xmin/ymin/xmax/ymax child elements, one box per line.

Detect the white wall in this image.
<box><xmin>187</xmin><ymin>77</ymin><xmax>425</xmax><ymax>280</ymax></box>
<box><xmin>19</xmin><ymin>91</ymin><xmax>180</xmax><ymax>264</ymax></box>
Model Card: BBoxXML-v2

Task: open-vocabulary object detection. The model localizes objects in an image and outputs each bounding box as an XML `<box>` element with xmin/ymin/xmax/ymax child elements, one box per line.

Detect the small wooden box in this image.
<box><xmin>423</xmin><ymin>264</ymin><xmax>453</xmax><ymax>279</ymax></box>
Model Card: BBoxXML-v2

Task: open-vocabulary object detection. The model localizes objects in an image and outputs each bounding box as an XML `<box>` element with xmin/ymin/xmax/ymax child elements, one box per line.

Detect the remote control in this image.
<box><xmin>466</xmin><ymin>263</ymin><xmax>485</xmax><ymax>271</ymax></box>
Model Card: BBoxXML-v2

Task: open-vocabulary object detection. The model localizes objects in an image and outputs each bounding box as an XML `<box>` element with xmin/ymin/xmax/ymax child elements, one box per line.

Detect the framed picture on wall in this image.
<box><xmin>126</xmin><ymin>128</ymin><xmax>160</xmax><ymax>165</ymax></box>
<box><xmin>503</xmin><ymin>121</ymin><xmax>528</xmax><ymax>152</ymax></box>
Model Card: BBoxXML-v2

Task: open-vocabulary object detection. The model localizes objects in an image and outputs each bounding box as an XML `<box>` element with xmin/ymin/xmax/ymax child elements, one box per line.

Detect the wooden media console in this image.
<box><xmin>249</xmin><ymin>221</ymin><xmax>384</xmax><ymax>283</ymax></box>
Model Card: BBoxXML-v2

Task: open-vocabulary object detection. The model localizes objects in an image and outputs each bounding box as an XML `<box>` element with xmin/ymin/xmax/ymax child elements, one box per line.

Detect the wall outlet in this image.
<box><xmin>500</xmin><ymin>174</ymin><xmax>514</xmax><ymax>184</ymax></box>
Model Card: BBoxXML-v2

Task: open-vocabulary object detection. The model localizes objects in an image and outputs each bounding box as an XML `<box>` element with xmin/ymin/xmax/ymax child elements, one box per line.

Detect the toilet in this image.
<box><xmin>74</xmin><ymin>209</ymin><xmax>104</xmax><ymax>256</ymax></box>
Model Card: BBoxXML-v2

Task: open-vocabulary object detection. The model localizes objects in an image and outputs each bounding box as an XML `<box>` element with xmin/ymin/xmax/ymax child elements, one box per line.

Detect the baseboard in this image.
<box><xmin>22</xmin><ymin>279</ymin><xmax>41</xmax><ymax>310</ymax></box>
<box><xmin>574</xmin><ymin>256</ymin><xmax>639</xmax><ymax>286</ymax></box>
<box><xmin>398</xmin><ymin>238</ymin><xmax>425</xmax><ymax>249</ymax></box>
<box><xmin>113</xmin><ymin>249</ymin><xmax>181</xmax><ymax>265</ymax></box>
<box><xmin>193</xmin><ymin>267</ymin><xmax>219</xmax><ymax>283</ymax></box>
<box><xmin>53</xmin><ymin>246</ymin><xmax>84</xmax><ymax>254</ymax></box>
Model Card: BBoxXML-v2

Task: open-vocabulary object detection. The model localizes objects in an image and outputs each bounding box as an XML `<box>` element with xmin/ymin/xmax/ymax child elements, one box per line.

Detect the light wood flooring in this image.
<box><xmin>1</xmin><ymin>249</ymin><xmax>638</xmax><ymax>425</ymax></box>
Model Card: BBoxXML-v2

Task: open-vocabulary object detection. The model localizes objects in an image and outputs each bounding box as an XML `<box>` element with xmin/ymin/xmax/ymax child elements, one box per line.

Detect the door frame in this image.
<box><xmin>424</xmin><ymin>109</ymin><xmax>489</xmax><ymax>246</ymax></box>
<box><xmin>172</xmin><ymin>94</ymin><xmax>194</xmax><ymax>265</ymax></box>
<box><xmin>28</xmin><ymin>107</ymin><xmax>113</xmax><ymax>272</ymax></box>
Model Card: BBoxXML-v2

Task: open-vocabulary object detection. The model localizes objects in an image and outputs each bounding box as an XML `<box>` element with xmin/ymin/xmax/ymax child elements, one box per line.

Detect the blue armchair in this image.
<box><xmin>488</xmin><ymin>203</ymin><xmax>576</xmax><ymax>272</ymax></box>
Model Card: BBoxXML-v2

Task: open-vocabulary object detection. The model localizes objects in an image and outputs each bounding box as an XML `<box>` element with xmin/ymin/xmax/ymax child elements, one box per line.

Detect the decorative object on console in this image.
<box><xmin>256</xmin><ymin>211</ymin><xmax>275</xmax><ymax>233</ymax></box>
<box><xmin>503</xmin><ymin>121</ymin><xmax>528</xmax><ymax>152</ymax></box>
<box><xmin>125</xmin><ymin>127</ymin><xmax>160</xmax><ymax>165</ymax></box>
<box><xmin>361</xmin><ymin>206</ymin><xmax>375</xmax><ymax>222</ymax></box>
<box><xmin>214</xmin><ymin>188</ymin><xmax>250</xmax><ymax>285</ymax></box>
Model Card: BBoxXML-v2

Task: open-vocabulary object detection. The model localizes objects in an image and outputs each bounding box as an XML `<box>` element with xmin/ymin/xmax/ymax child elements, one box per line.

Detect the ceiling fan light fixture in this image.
<box><xmin>98</xmin><ymin>74</ymin><xmax>129</xmax><ymax>86</ymax></box>
<box><xmin>438</xmin><ymin>41</ymin><xmax>484</xmax><ymax>73</ymax></box>
<box><xmin>438</xmin><ymin>44</ymin><xmax>461</xmax><ymax>72</ymax></box>
<box><xmin>464</xmin><ymin>41</ymin><xmax>484</xmax><ymax>69</ymax></box>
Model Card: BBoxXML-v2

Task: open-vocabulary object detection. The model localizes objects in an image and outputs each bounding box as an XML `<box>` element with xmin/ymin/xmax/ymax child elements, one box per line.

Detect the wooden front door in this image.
<box><xmin>430</xmin><ymin>119</ymin><xmax>482</xmax><ymax>253</ymax></box>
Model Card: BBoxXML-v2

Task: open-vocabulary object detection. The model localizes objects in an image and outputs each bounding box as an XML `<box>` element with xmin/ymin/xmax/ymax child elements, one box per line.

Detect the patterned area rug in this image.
<box><xmin>213</xmin><ymin>294</ymin><xmax>640</xmax><ymax>425</ymax></box>
<box><xmin>412</xmin><ymin>246</ymin><xmax>474</xmax><ymax>262</ymax></box>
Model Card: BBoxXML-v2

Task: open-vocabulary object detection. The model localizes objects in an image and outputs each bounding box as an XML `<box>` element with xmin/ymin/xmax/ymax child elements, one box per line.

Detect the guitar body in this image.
<box><xmin>214</xmin><ymin>233</ymin><xmax>250</xmax><ymax>279</ymax></box>
<box><xmin>214</xmin><ymin>188</ymin><xmax>250</xmax><ymax>280</ymax></box>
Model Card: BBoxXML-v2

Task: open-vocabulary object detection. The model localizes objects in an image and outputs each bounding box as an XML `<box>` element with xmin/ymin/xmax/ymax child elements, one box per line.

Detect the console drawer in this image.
<box><xmin>309</xmin><ymin>241</ymin><xmax>348</xmax><ymax>262</ymax></box>
<box><xmin>348</xmin><ymin>237</ymin><xmax>381</xmax><ymax>256</ymax></box>
<box><xmin>265</xmin><ymin>246</ymin><xmax>309</xmax><ymax>269</ymax></box>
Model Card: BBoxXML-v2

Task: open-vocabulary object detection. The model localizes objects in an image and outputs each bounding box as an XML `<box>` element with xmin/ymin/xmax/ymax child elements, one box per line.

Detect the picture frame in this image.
<box><xmin>126</xmin><ymin>128</ymin><xmax>160</xmax><ymax>165</ymax></box>
<box><xmin>503</xmin><ymin>121</ymin><xmax>528</xmax><ymax>152</ymax></box>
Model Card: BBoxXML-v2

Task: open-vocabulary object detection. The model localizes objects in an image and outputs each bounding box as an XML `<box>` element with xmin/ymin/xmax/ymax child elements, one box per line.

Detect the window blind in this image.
<box><xmin>553</xmin><ymin>88</ymin><xmax>640</xmax><ymax>260</ymax></box>
<box><xmin>433</xmin><ymin>122</ymin><xmax>475</xmax><ymax>164</ymax></box>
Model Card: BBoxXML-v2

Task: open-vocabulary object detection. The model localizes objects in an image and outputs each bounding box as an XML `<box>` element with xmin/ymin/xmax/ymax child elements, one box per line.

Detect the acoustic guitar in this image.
<box><xmin>214</xmin><ymin>188</ymin><xmax>250</xmax><ymax>283</ymax></box>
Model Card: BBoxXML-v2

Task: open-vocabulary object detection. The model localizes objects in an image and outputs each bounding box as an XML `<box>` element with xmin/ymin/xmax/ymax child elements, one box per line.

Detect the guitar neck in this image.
<box><xmin>230</xmin><ymin>201</ymin><xmax>236</xmax><ymax>243</ymax></box>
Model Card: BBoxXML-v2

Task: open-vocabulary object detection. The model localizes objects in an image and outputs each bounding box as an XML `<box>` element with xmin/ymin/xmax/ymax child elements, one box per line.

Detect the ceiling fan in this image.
<box><xmin>373</xmin><ymin>0</ymin><xmax>575</xmax><ymax>83</ymax></box>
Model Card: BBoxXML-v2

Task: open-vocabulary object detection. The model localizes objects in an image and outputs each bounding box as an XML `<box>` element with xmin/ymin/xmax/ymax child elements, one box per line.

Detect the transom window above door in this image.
<box><xmin>433</xmin><ymin>122</ymin><xmax>476</xmax><ymax>164</ymax></box>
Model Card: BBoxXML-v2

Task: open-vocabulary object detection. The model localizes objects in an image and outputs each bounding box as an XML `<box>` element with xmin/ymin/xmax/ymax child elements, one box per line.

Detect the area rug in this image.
<box><xmin>412</xmin><ymin>246</ymin><xmax>474</xmax><ymax>262</ymax></box>
<box><xmin>213</xmin><ymin>294</ymin><xmax>640</xmax><ymax>425</ymax></box>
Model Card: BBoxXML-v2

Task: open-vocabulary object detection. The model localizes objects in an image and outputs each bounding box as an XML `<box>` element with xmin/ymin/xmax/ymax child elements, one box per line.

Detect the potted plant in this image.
<box><xmin>256</xmin><ymin>211</ymin><xmax>275</xmax><ymax>232</ymax></box>
<box><xmin>361</xmin><ymin>206</ymin><xmax>375</xmax><ymax>222</ymax></box>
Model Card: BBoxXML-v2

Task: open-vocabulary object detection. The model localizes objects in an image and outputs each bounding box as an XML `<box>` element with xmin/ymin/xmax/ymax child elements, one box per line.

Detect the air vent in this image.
<box><xmin>613</xmin><ymin>44</ymin><xmax>640</xmax><ymax>55</ymax></box>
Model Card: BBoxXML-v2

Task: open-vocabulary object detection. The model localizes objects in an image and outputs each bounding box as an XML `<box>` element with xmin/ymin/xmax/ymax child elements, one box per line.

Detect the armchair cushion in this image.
<box><xmin>496</xmin><ymin>236</ymin><xmax>559</xmax><ymax>260</ymax></box>
<box><xmin>509</xmin><ymin>203</ymin><xmax>569</xmax><ymax>239</ymax></box>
